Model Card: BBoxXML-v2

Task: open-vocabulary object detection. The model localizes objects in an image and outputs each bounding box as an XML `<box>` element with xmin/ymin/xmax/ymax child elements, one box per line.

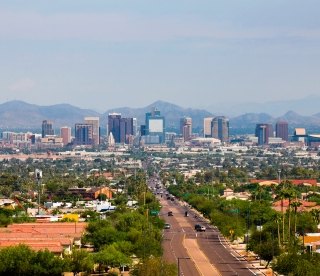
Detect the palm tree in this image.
<box><xmin>276</xmin><ymin>189</ymin><xmax>287</xmax><ymax>243</ymax></box>
<box><xmin>273</xmin><ymin>212</ymin><xmax>282</xmax><ymax>247</ymax></box>
<box><xmin>290</xmin><ymin>200</ymin><xmax>302</xmax><ymax>236</ymax></box>
<box><xmin>275</xmin><ymin>180</ymin><xmax>296</xmax><ymax>243</ymax></box>
<box><xmin>283</xmin><ymin>188</ymin><xmax>296</xmax><ymax>241</ymax></box>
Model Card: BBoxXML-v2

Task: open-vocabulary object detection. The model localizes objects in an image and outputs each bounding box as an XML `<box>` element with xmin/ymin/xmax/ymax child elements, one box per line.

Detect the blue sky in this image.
<box><xmin>0</xmin><ymin>0</ymin><xmax>319</xmax><ymax>112</ymax></box>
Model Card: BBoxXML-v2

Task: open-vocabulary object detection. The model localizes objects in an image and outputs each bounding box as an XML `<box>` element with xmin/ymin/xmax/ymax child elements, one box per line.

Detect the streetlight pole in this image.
<box><xmin>177</xmin><ymin>257</ymin><xmax>190</xmax><ymax>276</ymax></box>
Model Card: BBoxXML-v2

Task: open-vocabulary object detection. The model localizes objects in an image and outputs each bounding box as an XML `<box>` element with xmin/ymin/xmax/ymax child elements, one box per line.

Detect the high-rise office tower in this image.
<box><xmin>120</xmin><ymin>117</ymin><xmax>134</xmax><ymax>143</ymax></box>
<box><xmin>275</xmin><ymin>121</ymin><xmax>289</xmax><ymax>141</ymax></box>
<box><xmin>203</xmin><ymin>117</ymin><xmax>214</xmax><ymax>138</ymax></box>
<box><xmin>42</xmin><ymin>120</ymin><xmax>54</xmax><ymax>138</ymax></box>
<box><xmin>108</xmin><ymin>113</ymin><xmax>134</xmax><ymax>144</ymax></box>
<box><xmin>108</xmin><ymin>113</ymin><xmax>121</xmax><ymax>143</ymax></box>
<box><xmin>211</xmin><ymin>116</ymin><xmax>229</xmax><ymax>142</ymax></box>
<box><xmin>180</xmin><ymin>117</ymin><xmax>192</xmax><ymax>142</ymax></box>
<box><xmin>145</xmin><ymin>107</ymin><xmax>165</xmax><ymax>143</ymax></box>
<box><xmin>74</xmin><ymin>123</ymin><xmax>93</xmax><ymax>145</ymax></box>
<box><xmin>60</xmin><ymin>126</ymin><xmax>71</xmax><ymax>146</ymax></box>
<box><xmin>84</xmin><ymin>117</ymin><xmax>100</xmax><ymax>145</ymax></box>
<box><xmin>255</xmin><ymin>123</ymin><xmax>273</xmax><ymax>145</ymax></box>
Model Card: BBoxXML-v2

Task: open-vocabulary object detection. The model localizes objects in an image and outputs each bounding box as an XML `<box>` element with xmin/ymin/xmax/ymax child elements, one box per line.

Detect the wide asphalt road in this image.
<box><xmin>159</xmin><ymin>193</ymin><xmax>262</xmax><ymax>276</ymax></box>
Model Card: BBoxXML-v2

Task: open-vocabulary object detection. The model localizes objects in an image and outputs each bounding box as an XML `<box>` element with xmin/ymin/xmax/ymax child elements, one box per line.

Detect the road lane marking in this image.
<box><xmin>218</xmin><ymin>235</ymin><xmax>227</xmax><ymax>248</ymax></box>
<box><xmin>184</xmin><ymin>237</ymin><xmax>222</xmax><ymax>276</ymax></box>
<box><xmin>248</xmin><ymin>268</ymin><xmax>257</xmax><ymax>275</ymax></box>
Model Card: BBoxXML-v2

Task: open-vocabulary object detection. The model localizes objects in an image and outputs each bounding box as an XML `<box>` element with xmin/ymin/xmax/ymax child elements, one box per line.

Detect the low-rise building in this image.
<box><xmin>0</xmin><ymin>222</ymin><xmax>87</xmax><ymax>255</ymax></box>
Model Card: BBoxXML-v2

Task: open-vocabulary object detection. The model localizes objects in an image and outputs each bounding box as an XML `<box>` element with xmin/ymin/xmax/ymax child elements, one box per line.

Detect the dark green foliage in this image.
<box><xmin>130</xmin><ymin>257</ymin><xmax>177</xmax><ymax>276</ymax></box>
<box><xmin>84</xmin><ymin>209</ymin><xmax>163</xmax><ymax>258</ymax></box>
<box><xmin>248</xmin><ymin>230</ymin><xmax>280</xmax><ymax>267</ymax></box>
<box><xmin>0</xmin><ymin>245</ymin><xmax>70</xmax><ymax>276</ymax></box>
<box><xmin>64</xmin><ymin>249</ymin><xmax>94</xmax><ymax>275</ymax></box>
<box><xmin>273</xmin><ymin>252</ymin><xmax>320</xmax><ymax>276</ymax></box>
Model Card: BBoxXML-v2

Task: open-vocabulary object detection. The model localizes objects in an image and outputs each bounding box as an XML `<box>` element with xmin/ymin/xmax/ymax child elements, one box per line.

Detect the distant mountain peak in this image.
<box><xmin>146</xmin><ymin>100</ymin><xmax>181</xmax><ymax>109</ymax></box>
<box><xmin>284</xmin><ymin>110</ymin><xmax>299</xmax><ymax>116</ymax></box>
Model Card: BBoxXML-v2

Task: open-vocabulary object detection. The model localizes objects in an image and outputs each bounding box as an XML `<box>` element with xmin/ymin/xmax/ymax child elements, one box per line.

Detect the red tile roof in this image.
<box><xmin>250</xmin><ymin>179</ymin><xmax>317</xmax><ymax>186</ymax></box>
<box><xmin>272</xmin><ymin>199</ymin><xmax>318</xmax><ymax>212</ymax></box>
<box><xmin>0</xmin><ymin>222</ymin><xmax>87</xmax><ymax>254</ymax></box>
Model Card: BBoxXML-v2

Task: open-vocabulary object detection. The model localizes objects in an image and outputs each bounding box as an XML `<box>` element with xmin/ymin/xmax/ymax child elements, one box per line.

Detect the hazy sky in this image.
<box><xmin>0</xmin><ymin>1</ymin><xmax>320</xmax><ymax>112</ymax></box>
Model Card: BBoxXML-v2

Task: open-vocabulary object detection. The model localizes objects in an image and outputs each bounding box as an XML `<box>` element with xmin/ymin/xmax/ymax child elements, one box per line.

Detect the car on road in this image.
<box><xmin>168</xmin><ymin>211</ymin><xmax>173</xmax><ymax>216</ymax></box>
<box><xmin>195</xmin><ymin>224</ymin><xmax>206</xmax><ymax>232</ymax></box>
<box><xmin>164</xmin><ymin>223</ymin><xmax>171</xmax><ymax>229</ymax></box>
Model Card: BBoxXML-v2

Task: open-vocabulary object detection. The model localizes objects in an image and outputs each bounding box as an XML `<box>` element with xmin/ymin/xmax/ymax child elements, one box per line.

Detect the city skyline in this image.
<box><xmin>0</xmin><ymin>1</ymin><xmax>320</xmax><ymax>113</ymax></box>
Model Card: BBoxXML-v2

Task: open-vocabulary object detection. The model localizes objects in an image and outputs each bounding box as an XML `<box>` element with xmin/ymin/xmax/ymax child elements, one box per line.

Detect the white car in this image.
<box><xmin>164</xmin><ymin>223</ymin><xmax>171</xmax><ymax>229</ymax></box>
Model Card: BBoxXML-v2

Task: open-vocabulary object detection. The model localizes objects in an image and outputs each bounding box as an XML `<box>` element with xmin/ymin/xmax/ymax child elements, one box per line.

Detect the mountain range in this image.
<box><xmin>0</xmin><ymin>100</ymin><xmax>320</xmax><ymax>134</ymax></box>
<box><xmin>205</xmin><ymin>95</ymin><xmax>320</xmax><ymax>117</ymax></box>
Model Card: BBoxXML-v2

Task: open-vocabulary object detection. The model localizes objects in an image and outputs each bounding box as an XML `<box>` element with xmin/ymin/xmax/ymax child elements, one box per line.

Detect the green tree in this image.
<box><xmin>0</xmin><ymin>244</ymin><xmax>34</xmax><ymax>276</ymax></box>
<box><xmin>85</xmin><ymin>225</ymin><xmax>120</xmax><ymax>251</ymax></box>
<box><xmin>94</xmin><ymin>245</ymin><xmax>131</xmax><ymax>273</ymax></box>
<box><xmin>131</xmin><ymin>257</ymin><xmax>177</xmax><ymax>276</ymax></box>
<box><xmin>0</xmin><ymin>245</ymin><xmax>69</xmax><ymax>276</ymax></box>
<box><xmin>255</xmin><ymin>240</ymin><xmax>280</xmax><ymax>268</ymax></box>
<box><xmin>65</xmin><ymin>249</ymin><xmax>94</xmax><ymax>276</ymax></box>
<box><xmin>31</xmin><ymin>249</ymin><xmax>69</xmax><ymax>276</ymax></box>
<box><xmin>273</xmin><ymin>252</ymin><xmax>320</xmax><ymax>276</ymax></box>
<box><xmin>310</xmin><ymin>209</ymin><xmax>320</xmax><ymax>225</ymax></box>
<box><xmin>248</xmin><ymin>230</ymin><xmax>280</xmax><ymax>268</ymax></box>
<box><xmin>0</xmin><ymin>213</ymin><xmax>12</xmax><ymax>227</ymax></box>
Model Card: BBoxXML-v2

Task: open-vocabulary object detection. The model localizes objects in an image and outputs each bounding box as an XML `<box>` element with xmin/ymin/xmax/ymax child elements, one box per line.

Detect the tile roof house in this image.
<box><xmin>272</xmin><ymin>199</ymin><xmax>318</xmax><ymax>212</ymax></box>
<box><xmin>250</xmin><ymin>179</ymin><xmax>317</xmax><ymax>187</ymax></box>
<box><xmin>0</xmin><ymin>222</ymin><xmax>87</xmax><ymax>255</ymax></box>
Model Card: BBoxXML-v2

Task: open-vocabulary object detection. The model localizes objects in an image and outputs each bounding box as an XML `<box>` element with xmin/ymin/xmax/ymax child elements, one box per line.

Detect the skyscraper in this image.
<box><xmin>255</xmin><ymin>123</ymin><xmax>273</xmax><ymax>145</ymax></box>
<box><xmin>84</xmin><ymin>117</ymin><xmax>100</xmax><ymax>145</ymax></box>
<box><xmin>60</xmin><ymin>126</ymin><xmax>71</xmax><ymax>146</ymax></box>
<box><xmin>108</xmin><ymin>113</ymin><xmax>134</xmax><ymax>144</ymax></box>
<box><xmin>145</xmin><ymin>107</ymin><xmax>165</xmax><ymax>143</ymax></box>
<box><xmin>120</xmin><ymin>117</ymin><xmax>134</xmax><ymax>143</ymax></box>
<box><xmin>108</xmin><ymin>113</ymin><xmax>121</xmax><ymax>143</ymax></box>
<box><xmin>275</xmin><ymin>121</ymin><xmax>289</xmax><ymax>141</ymax></box>
<box><xmin>42</xmin><ymin>120</ymin><xmax>54</xmax><ymax>138</ymax></box>
<box><xmin>180</xmin><ymin>117</ymin><xmax>192</xmax><ymax>142</ymax></box>
<box><xmin>74</xmin><ymin>123</ymin><xmax>93</xmax><ymax>145</ymax></box>
<box><xmin>211</xmin><ymin>116</ymin><xmax>229</xmax><ymax>143</ymax></box>
<box><xmin>203</xmin><ymin>117</ymin><xmax>214</xmax><ymax>138</ymax></box>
